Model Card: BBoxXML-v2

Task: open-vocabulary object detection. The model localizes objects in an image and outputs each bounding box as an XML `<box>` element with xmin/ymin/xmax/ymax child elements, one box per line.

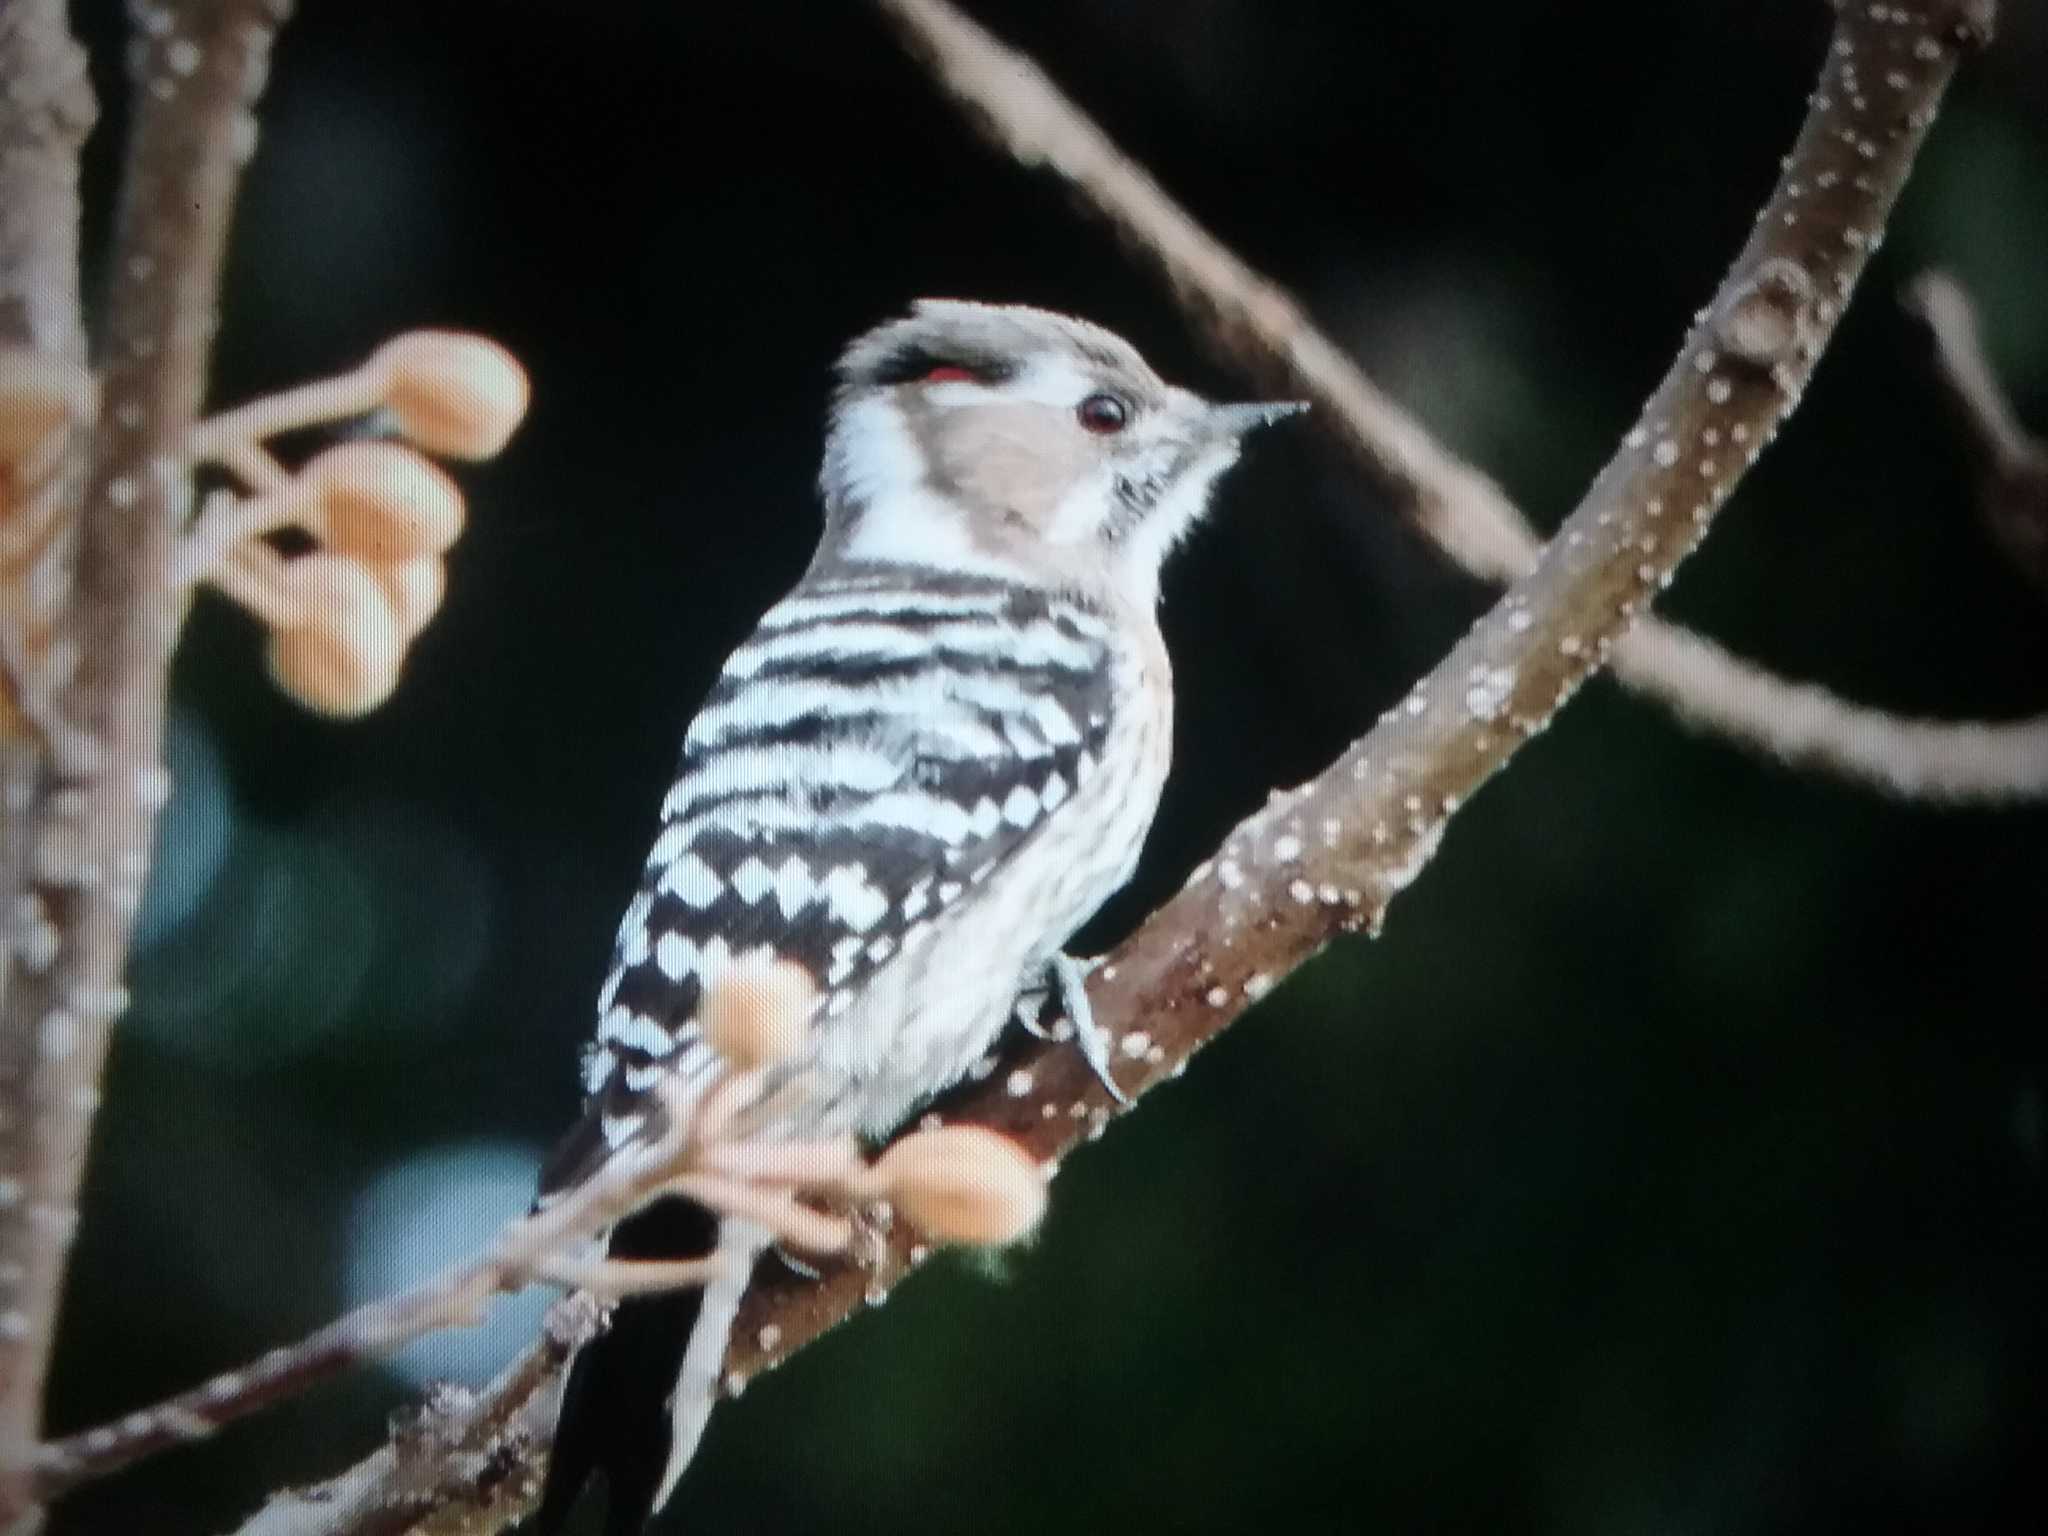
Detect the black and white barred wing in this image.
<box><xmin>538</xmin><ymin>573</ymin><xmax>1115</xmax><ymax>1199</ymax></box>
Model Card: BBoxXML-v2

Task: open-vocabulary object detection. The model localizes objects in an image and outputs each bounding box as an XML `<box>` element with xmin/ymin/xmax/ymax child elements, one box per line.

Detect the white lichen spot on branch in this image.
<box><xmin>1713</xmin><ymin>255</ymin><xmax>1817</xmax><ymax>375</ymax></box>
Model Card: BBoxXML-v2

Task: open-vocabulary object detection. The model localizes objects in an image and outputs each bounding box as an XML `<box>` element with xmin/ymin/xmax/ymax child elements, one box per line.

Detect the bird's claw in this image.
<box><xmin>1017</xmin><ymin>952</ymin><xmax>1129</xmax><ymax>1106</ymax></box>
<box><xmin>773</xmin><ymin>1245</ymin><xmax>822</xmax><ymax>1281</ymax></box>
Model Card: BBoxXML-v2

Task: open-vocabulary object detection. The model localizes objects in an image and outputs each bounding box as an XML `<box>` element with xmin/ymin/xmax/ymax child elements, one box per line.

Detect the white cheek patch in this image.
<box><xmin>841</xmin><ymin>485</ymin><xmax>1027</xmax><ymax>578</ymax></box>
<box><xmin>821</xmin><ymin>396</ymin><xmax>926</xmax><ymax>510</ymax></box>
<box><xmin>822</xmin><ymin>393</ymin><xmax>1030</xmax><ymax>577</ymax></box>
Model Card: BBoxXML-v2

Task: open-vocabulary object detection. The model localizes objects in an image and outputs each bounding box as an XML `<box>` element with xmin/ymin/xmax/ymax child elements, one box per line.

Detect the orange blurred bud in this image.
<box><xmin>308</xmin><ymin>442</ymin><xmax>464</xmax><ymax>560</ymax></box>
<box><xmin>873</xmin><ymin>1127</ymin><xmax>1047</xmax><ymax>1247</ymax></box>
<box><xmin>266</xmin><ymin>554</ymin><xmax>405</xmax><ymax>716</ymax></box>
<box><xmin>0</xmin><ymin>349</ymin><xmax>93</xmax><ymax>466</ymax></box>
<box><xmin>699</xmin><ymin>954</ymin><xmax>819</xmax><ymax>1071</ymax></box>
<box><xmin>372</xmin><ymin>331</ymin><xmax>529</xmax><ymax>460</ymax></box>
<box><xmin>370</xmin><ymin>553</ymin><xmax>447</xmax><ymax>639</ymax></box>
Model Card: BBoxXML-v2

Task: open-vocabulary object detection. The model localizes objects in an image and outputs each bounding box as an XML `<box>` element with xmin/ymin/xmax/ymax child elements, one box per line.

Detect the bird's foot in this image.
<box><xmin>1014</xmin><ymin>952</ymin><xmax>1129</xmax><ymax>1105</ymax></box>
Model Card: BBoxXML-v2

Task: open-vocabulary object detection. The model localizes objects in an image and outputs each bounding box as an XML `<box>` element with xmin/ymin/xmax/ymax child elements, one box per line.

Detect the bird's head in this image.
<box><xmin>819</xmin><ymin>300</ymin><xmax>1304</xmax><ymax>604</ymax></box>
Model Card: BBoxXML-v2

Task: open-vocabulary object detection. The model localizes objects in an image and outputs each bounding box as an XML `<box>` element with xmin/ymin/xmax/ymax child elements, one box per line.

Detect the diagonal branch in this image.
<box><xmin>0</xmin><ymin>2</ymin><xmax>294</xmax><ymax>1526</ymax></box>
<box><xmin>227</xmin><ymin>1295</ymin><xmax>602</xmax><ymax>1536</ymax></box>
<box><xmin>31</xmin><ymin>1065</ymin><xmax>855</xmax><ymax>1499</ymax></box>
<box><xmin>191</xmin><ymin>5</ymin><xmax>1993</xmax><ymax>1532</ymax></box>
<box><xmin>1903</xmin><ymin>268</ymin><xmax>2048</xmax><ymax>595</ymax></box>
<box><xmin>873</xmin><ymin>0</ymin><xmax>2045</xmax><ymax>802</ymax></box>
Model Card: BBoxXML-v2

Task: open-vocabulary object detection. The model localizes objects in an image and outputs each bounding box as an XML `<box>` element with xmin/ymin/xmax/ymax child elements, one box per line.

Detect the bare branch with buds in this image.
<box><xmin>36</xmin><ymin>955</ymin><xmax>1047</xmax><ymax>1502</ymax></box>
<box><xmin>0</xmin><ymin>9</ymin><xmax>296</xmax><ymax>1524</ymax></box>
<box><xmin>0</xmin><ymin>7</ymin><xmax>530</xmax><ymax>1527</ymax></box>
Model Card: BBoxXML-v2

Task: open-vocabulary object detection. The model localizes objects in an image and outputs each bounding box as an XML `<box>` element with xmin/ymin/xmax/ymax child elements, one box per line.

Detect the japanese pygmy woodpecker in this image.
<box><xmin>532</xmin><ymin>300</ymin><xmax>1302</xmax><ymax>1533</ymax></box>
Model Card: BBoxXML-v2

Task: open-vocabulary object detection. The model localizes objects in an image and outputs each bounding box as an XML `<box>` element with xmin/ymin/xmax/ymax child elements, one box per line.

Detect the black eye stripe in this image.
<box><xmin>868</xmin><ymin>345</ymin><xmax>1016</xmax><ymax>388</ymax></box>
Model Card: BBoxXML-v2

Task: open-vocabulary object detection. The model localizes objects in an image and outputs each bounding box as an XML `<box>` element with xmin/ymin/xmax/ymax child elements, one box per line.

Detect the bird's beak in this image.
<box><xmin>1206</xmin><ymin>399</ymin><xmax>1311</xmax><ymax>439</ymax></box>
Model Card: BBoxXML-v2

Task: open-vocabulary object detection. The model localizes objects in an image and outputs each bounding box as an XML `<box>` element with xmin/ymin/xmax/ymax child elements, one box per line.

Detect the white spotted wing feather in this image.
<box><xmin>538</xmin><ymin>566</ymin><xmax>1133</xmax><ymax>1198</ymax></box>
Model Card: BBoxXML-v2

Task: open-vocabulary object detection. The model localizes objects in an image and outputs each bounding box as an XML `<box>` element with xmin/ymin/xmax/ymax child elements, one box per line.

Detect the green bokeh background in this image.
<box><xmin>49</xmin><ymin>2</ymin><xmax>2048</xmax><ymax>1532</ymax></box>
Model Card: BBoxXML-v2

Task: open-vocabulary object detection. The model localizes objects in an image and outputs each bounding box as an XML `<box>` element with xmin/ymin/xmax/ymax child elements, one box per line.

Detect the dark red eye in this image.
<box><xmin>923</xmin><ymin>365</ymin><xmax>978</xmax><ymax>384</ymax></box>
<box><xmin>1077</xmin><ymin>392</ymin><xmax>1129</xmax><ymax>434</ymax></box>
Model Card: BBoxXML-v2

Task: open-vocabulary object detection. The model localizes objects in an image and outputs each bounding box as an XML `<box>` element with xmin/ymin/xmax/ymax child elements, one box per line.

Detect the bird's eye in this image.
<box><xmin>1076</xmin><ymin>392</ymin><xmax>1129</xmax><ymax>435</ymax></box>
<box><xmin>923</xmin><ymin>365</ymin><xmax>978</xmax><ymax>384</ymax></box>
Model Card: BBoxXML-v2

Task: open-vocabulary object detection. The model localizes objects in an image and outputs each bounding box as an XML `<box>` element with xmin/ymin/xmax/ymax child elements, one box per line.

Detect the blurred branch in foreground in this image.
<box><xmin>1905</xmin><ymin>268</ymin><xmax>2048</xmax><ymax>597</ymax></box>
<box><xmin>0</xmin><ymin>2</ymin><xmax>531</xmax><ymax>1528</ymax></box>
<box><xmin>0</xmin><ymin>7</ymin><xmax>291</xmax><ymax>1527</ymax></box>
<box><xmin>876</xmin><ymin>0</ymin><xmax>2046</xmax><ymax>801</ymax></box>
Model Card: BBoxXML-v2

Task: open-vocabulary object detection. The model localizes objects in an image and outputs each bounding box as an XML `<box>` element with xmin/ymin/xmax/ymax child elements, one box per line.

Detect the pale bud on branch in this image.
<box><xmin>0</xmin><ymin>349</ymin><xmax>93</xmax><ymax>470</ymax></box>
<box><xmin>307</xmin><ymin>442</ymin><xmax>465</xmax><ymax>560</ymax></box>
<box><xmin>264</xmin><ymin>553</ymin><xmax>406</xmax><ymax>717</ymax></box>
<box><xmin>371</xmin><ymin>331</ymin><xmax>531</xmax><ymax>461</ymax></box>
<box><xmin>370</xmin><ymin>553</ymin><xmax>448</xmax><ymax>639</ymax></box>
<box><xmin>699</xmin><ymin>955</ymin><xmax>819</xmax><ymax>1071</ymax></box>
<box><xmin>872</xmin><ymin>1127</ymin><xmax>1047</xmax><ymax>1247</ymax></box>
<box><xmin>181</xmin><ymin>330</ymin><xmax>525</xmax><ymax>716</ymax></box>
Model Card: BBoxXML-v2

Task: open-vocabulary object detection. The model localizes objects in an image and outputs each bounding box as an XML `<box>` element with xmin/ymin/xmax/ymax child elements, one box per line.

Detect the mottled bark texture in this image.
<box><xmin>0</xmin><ymin>4</ymin><xmax>292</xmax><ymax>1530</ymax></box>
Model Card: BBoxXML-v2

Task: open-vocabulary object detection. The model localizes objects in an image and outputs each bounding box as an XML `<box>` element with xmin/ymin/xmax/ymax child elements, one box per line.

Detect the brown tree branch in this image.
<box><xmin>0</xmin><ymin>3</ymin><xmax>293</xmax><ymax>1527</ymax></box>
<box><xmin>1903</xmin><ymin>268</ymin><xmax>2048</xmax><ymax>594</ymax></box>
<box><xmin>225</xmin><ymin>1296</ymin><xmax>601</xmax><ymax>1536</ymax></box>
<box><xmin>873</xmin><ymin>0</ymin><xmax>2046</xmax><ymax>802</ymax></box>
<box><xmin>34</xmin><ymin>1186</ymin><xmax>618</xmax><ymax>1505</ymax></box>
<box><xmin>0</xmin><ymin>9</ymin><xmax>95</xmax><ymax>1428</ymax></box>
<box><xmin>33</xmin><ymin>1066</ymin><xmax>847</xmax><ymax>1498</ymax></box>
<box><xmin>0</xmin><ymin>0</ymin><xmax>93</xmax><ymax>1516</ymax></box>
<box><xmin>162</xmin><ymin>5</ymin><xmax>1990</xmax><ymax>1532</ymax></box>
<box><xmin>0</xmin><ymin>0</ymin><xmax>90</xmax><ymax>362</ymax></box>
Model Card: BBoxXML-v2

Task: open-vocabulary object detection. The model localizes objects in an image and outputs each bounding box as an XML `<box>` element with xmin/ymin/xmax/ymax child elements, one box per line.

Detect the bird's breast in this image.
<box><xmin>807</xmin><ymin>631</ymin><xmax>1170</xmax><ymax>1134</ymax></box>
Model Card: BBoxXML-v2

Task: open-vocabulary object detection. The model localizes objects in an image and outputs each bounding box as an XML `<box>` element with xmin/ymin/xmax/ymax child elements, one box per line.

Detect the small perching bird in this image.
<box><xmin>533</xmin><ymin>300</ymin><xmax>1303</xmax><ymax>1533</ymax></box>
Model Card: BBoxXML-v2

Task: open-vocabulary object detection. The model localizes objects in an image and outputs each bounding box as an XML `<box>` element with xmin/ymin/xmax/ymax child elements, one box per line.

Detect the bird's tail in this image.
<box><xmin>530</xmin><ymin>1198</ymin><xmax>765</xmax><ymax>1535</ymax></box>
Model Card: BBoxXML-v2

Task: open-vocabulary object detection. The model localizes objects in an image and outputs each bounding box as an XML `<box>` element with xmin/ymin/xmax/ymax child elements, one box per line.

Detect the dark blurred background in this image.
<box><xmin>48</xmin><ymin>1</ymin><xmax>2048</xmax><ymax>1532</ymax></box>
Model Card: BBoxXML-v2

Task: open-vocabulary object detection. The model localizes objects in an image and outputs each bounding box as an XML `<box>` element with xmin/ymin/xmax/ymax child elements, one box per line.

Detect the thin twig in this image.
<box><xmin>0</xmin><ymin>4</ymin><xmax>292</xmax><ymax>1526</ymax></box>
<box><xmin>32</xmin><ymin>1144</ymin><xmax>653</xmax><ymax>1499</ymax></box>
<box><xmin>36</xmin><ymin>1071</ymin><xmax>859</xmax><ymax>1497</ymax></box>
<box><xmin>1903</xmin><ymin>268</ymin><xmax>2048</xmax><ymax>594</ymax></box>
<box><xmin>188</xmin><ymin>6</ymin><xmax>1994</xmax><ymax>1533</ymax></box>
<box><xmin>1617</xmin><ymin>619</ymin><xmax>2048</xmax><ymax>795</ymax></box>
<box><xmin>225</xmin><ymin>1294</ymin><xmax>602</xmax><ymax>1536</ymax></box>
<box><xmin>873</xmin><ymin>0</ymin><xmax>2045</xmax><ymax>802</ymax></box>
